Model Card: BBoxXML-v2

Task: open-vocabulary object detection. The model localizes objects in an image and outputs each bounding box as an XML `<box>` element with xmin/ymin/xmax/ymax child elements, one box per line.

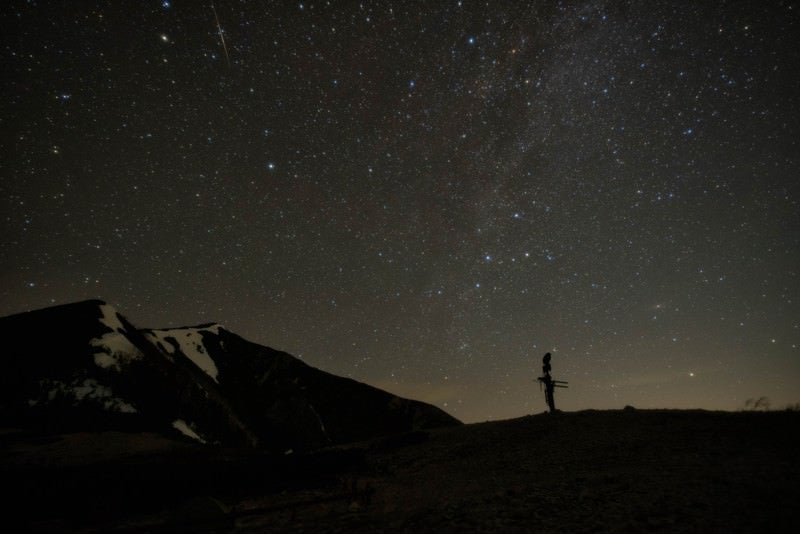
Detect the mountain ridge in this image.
<box><xmin>0</xmin><ymin>299</ymin><xmax>460</xmax><ymax>451</ymax></box>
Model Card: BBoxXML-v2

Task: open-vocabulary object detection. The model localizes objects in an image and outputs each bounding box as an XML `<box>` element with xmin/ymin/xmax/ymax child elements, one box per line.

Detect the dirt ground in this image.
<box><xmin>4</xmin><ymin>409</ymin><xmax>799</xmax><ymax>532</ymax></box>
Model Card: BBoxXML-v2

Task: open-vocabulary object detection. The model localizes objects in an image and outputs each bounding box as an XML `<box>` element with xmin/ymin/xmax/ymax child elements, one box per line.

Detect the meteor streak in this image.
<box><xmin>211</xmin><ymin>2</ymin><xmax>230</xmax><ymax>67</ymax></box>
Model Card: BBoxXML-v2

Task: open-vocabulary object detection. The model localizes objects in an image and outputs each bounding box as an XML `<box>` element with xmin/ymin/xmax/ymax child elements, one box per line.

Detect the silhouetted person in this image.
<box><xmin>539</xmin><ymin>352</ymin><xmax>556</xmax><ymax>413</ymax></box>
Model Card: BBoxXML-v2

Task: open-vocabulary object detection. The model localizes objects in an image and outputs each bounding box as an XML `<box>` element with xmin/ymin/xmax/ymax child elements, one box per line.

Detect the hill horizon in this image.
<box><xmin>3</xmin><ymin>298</ymin><xmax>794</xmax><ymax>423</ymax></box>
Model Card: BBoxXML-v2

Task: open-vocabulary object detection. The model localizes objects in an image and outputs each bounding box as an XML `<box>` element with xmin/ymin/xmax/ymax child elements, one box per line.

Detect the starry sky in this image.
<box><xmin>2</xmin><ymin>1</ymin><xmax>798</xmax><ymax>422</ymax></box>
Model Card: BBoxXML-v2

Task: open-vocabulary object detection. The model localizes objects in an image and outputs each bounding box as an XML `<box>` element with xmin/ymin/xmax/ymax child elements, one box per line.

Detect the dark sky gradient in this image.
<box><xmin>2</xmin><ymin>1</ymin><xmax>798</xmax><ymax>421</ymax></box>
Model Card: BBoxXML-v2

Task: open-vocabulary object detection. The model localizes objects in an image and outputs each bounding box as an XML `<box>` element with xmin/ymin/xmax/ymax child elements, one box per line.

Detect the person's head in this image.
<box><xmin>543</xmin><ymin>352</ymin><xmax>551</xmax><ymax>363</ymax></box>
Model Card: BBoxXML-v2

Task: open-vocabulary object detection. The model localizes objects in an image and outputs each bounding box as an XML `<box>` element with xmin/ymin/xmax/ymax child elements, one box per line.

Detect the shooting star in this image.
<box><xmin>211</xmin><ymin>2</ymin><xmax>231</xmax><ymax>67</ymax></box>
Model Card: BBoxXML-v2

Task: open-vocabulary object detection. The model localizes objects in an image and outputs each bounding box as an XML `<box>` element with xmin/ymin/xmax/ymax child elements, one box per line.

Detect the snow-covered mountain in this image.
<box><xmin>0</xmin><ymin>300</ymin><xmax>460</xmax><ymax>451</ymax></box>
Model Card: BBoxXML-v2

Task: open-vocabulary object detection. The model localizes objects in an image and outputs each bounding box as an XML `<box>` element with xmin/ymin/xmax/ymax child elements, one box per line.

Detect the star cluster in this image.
<box><xmin>2</xmin><ymin>1</ymin><xmax>798</xmax><ymax>421</ymax></box>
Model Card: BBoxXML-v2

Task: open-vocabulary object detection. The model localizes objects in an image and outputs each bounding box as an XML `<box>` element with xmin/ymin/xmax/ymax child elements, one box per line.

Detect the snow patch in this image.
<box><xmin>308</xmin><ymin>403</ymin><xmax>328</xmax><ymax>436</ymax></box>
<box><xmin>172</xmin><ymin>419</ymin><xmax>206</xmax><ymax>443</ymax></box>
<box><xmin>90</xmin><ymin>303</ymin><xmax>143</xmax><ymax>371</ymax></box>
<box><xmin>97</xmin><ymin>303</ymin><xmax>127</xmax><ymax>333</ymax></box>
<box><xmin>93</xmin><ymin>352</ymin><xmax>118</xmax><ymax>369</ymax></box>
<box><xmin>44</xmin><ymin>378</ymin><xmax>137</xmax><ymax>413</ymax></box>
<box><xmin>145</xmin><ymin>325</ymin><xmax>222</xmax><ymax>382</ymax></box>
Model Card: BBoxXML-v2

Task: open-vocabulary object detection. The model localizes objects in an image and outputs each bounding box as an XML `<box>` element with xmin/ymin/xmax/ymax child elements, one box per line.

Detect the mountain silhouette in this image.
<box><xmin>0</xmin><ymin>300</ymin><xmax>460</xmax><ymax>451</ymax></box>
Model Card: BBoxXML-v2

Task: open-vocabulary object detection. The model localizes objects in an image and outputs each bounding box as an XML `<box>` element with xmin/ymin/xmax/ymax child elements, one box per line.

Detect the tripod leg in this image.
<box><xmin>546</xmin><ymin>386</ymin><xmax>555</xmax><ymax>413</ymax></box>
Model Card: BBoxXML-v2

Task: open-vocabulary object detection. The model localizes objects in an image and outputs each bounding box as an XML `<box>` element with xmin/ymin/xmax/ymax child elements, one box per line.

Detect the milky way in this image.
<box><xmin>2</xmin><ymin>1</ymin><xmax>798</xmax><ymax>421</ymax></box>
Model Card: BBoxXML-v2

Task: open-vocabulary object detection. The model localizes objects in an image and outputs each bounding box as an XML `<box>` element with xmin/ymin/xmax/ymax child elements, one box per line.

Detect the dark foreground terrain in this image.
<box><xmin>3</xmin><ymin>409</ymin><xmax>798</xmax><ymax>532</ymax></box>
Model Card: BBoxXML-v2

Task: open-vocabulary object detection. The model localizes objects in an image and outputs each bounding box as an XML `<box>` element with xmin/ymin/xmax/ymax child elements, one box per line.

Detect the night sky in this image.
<box><xmin>2</xmin><ymin>1</ymin><xmax>798</xmax><ymax>422</ymax></box>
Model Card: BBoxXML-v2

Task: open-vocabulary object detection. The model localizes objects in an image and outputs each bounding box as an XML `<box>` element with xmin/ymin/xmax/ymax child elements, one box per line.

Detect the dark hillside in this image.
<box><xmin>3</xmin><ymin>409</ymin><xmax>798</xmax><ymax>531</ymax></box>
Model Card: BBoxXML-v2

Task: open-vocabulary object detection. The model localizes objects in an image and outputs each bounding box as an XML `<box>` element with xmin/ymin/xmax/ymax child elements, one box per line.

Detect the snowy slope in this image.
<box><xmin>90</xmin><ymin>302</ymin><xmax>145</xmax><ymax>372</ymax></box>
<box><xmin>1</xmin><ymin>300</ymin><xmax>146</xmax><ymax>416</ymax></box>
<box><xmin>143</xmin><ymin>324</ymin><xmax>223</xmax><ymax>382</ymax></box>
